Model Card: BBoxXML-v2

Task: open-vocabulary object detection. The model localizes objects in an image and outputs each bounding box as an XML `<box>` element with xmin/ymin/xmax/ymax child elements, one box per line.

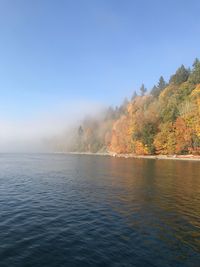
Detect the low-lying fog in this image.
<box><xmin>0</xmin><ymin>101</ymin><xmax>104</xmax><ymax>153</ymax></box>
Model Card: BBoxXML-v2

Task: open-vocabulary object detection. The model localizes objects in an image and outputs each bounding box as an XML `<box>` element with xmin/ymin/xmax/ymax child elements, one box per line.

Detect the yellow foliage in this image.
<box><xmin>191</xmin><ymin>84</ymin><xmax>200</xmax><ymax>98</ymax></box>
<box><xmin>109</xmin><ymin>115</ymin><xmax>133</xmax><ymax>154</ymax></box>
<box><xmin>134</xmin><ymin>141</ymin><xmax>148</xmax><ymax>155</ymax></box>
<box><xmin>159</xmin><ymin>84</ymin><xmax>178</xmax><ymax>100</ymax></box>
<box><xmin>154</xmin><ymin>123</ymin><xmax>176</xmax><ymax>154</ymax></box>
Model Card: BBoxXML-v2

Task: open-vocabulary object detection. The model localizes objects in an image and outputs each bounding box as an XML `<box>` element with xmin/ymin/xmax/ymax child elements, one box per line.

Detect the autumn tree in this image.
<box><xmin>174</xmin><ymin>117</ymin><xmax>192</xmax><ymax>154</ymax></box>
<box><xmin>64</xmin><ymin>57</ymin><xmax>200</xmax><ymax>156</ymax></box>
<box><xmin>160</xmin><ymin>95</ymin><xmax>179</xmax><ymax>122</ymax></box>
<box><xmin>109</xmin><ymin>114</ymin><xmax>133</xmax><ymax>154</ymax></box>
<box><xmin>154</xmin><ymin>123</ymin><xmax>176</xmax><ymax>154</ymax></box>
<box><xmin>140</xmin><ymin>122</ymin><xmax>157</xmax><ymax>154</ymax></box>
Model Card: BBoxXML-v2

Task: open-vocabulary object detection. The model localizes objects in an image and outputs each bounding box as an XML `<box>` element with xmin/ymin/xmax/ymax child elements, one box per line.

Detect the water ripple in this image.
<box><xmin>0</xmin><ymin>154</ymin><xmax>199</xmax><ymax>267</ymax></box>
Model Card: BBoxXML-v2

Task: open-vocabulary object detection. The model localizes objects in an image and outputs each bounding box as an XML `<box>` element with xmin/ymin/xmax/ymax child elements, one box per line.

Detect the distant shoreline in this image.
<box><xmin>55</xmin><ymin>152</ymin><xmax>200</xmax><ymax>161</ymax></box>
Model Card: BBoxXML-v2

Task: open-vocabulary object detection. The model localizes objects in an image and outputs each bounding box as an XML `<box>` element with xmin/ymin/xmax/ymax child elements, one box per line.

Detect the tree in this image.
<box><xmin>133</xmin><ymin>141</ymin><xmax>148</xmax><ymax>155</ymax></box>
<box><xmin>119</xmin><ymin>98</ymin><xmax>129</xmax><ymax>114</ymax></box>
<box><xmin>105</xmin><ymin>106</ymin><xmax>116</xmax><ymax>120</ymax></box>
<box><xmin>77</xmin><ymin>126</ymin><xmax>84</xmax><ymax>151</ymax></box>
<box><xmin>154</xmin><ymin>122</ymin><xmax>176</xmax><ymax>154</ymax></box>
<box><xmin>151</xmin><ymin>76</ymin><xmax>167</xmax><ymax>98</ymax></box>
<box><xmin>151</xmin><ymin>85</ymin><xmax>159</xmax><ymax>97</ymax></box>
<box><xmin>189</xmin><ymin>58</ymin><xmax>200</xmax><ymax>84</ymax></box>
<box><xmin>158</xmin><ymin>76</ymin><xmax>167</xmax><ymax>90</ymax></box>
<box><xmin>174</xmin><ymin>117</ymin><xmax>192</xmax><ymax>154</ymax></box>
<box><xmin>62</xmin><ymin>57</ymin><xmax>200</xmax><ymax>156</ymax></box>
<box><xmin>140</xmin><ymin>122</ymin><xmax>157</xmax><ymax>154</ymax></box>
<box><xmin>140</xmin><ymin>84</ymin><xmax>147</xmax><ymax>96</ymax></box>
<box><xmin>131</xmin><ymin>91</ymin><xmax>138</xmax><ymax>101</ymax></box>
<box><xmin>169</xmin><ymin>65</ymin><xmax>190</xmax><ymax>85</ymax></box>
<box><xmin>109</xmin><ymin>115</ymin><xmax>133</xmax><ymax>153</ymax></box>
<box><xmin>78</xmin><ymin>126</ymin><xmax>84</xmax><ymax>137</ymax></box>
<box><xmin>193</xmin><ymin>58</ymin><xmax>199</xmax><ymax>68</ymax></box>
<box><xmin>160</xmin><ymin>95</ymin><xmax>179</xmax><ymax>122</ymax></box>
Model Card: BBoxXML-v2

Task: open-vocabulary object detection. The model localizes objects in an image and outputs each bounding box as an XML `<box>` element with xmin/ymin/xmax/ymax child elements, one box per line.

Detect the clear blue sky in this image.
<box><xmin>0</xmin><ymin>0</ymin><xmax>200</xmax><ymax>119</ymax></box>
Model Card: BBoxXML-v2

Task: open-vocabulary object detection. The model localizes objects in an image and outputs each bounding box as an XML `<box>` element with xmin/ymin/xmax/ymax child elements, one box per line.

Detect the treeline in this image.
<box><xmin>62</xmin><ymin>58</ymin><xmax>200</xmax><ymax>155</ymax></box>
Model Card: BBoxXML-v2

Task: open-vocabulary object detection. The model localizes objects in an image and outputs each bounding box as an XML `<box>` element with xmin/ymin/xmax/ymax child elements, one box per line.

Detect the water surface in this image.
<box><xmin>0</xmin><ymin>154</ymin><xmax>200</xmax><ymax>267</ymax></box>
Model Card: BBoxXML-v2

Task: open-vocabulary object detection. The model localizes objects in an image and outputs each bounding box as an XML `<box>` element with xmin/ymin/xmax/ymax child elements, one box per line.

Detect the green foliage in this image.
<box><xmin>192</xmin><ymin>134</ymin><xmax>200</xmax><ymax>150</ymax></box>
<box><xmin>151</xmin><ymin>76</ymin><xmax>167</xmax><ymax>97</ymax></box>
<box><xmin>154</xmin><ymin>122</ymin><xmax>176</xmax><ymax>154</ymax></box>
<box><xmin>158</xmin><ymin>76</ymin><xmax>167</xmax><ymax>90</ymax></box>
<box><xmin>169</xmin><ymin>65</ymin><xmax>190</xmax><ymax>85</ymax></box>
<box><xmin>189</xmin><ymin>58</ymin><xmax>200</xmax><ymax>84</ymax></box>
<box><xmin>160</xmin><ymin>96</ymin><xmax>179</xmax><ymax>122</ymax></box>
<box><xmin>140</xmin><ymin>123</ymin><xmax>157</xmax><ymax>154</ymax></box>
<box><xmin>60</xmin><ymin>57</ymin><xmax>200</xmax><ymax>155</ymax></box>
<box><xmin>176</xmin><ymin>82</ymin><xmax>195</xmax><ymax>102</ymax></box>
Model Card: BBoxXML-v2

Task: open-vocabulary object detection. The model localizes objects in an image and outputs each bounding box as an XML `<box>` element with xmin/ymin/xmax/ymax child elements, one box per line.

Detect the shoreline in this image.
<box><xmin>58</xmin><ymin>152</ymin><xmax>200</xmax><ymax>161</ymax></box>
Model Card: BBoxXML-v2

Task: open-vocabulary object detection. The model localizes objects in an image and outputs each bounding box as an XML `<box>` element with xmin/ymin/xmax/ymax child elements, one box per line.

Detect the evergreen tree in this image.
<box><xmin>105</xmin><ymin>106</ymin><xmax>116</xmax><ymax>120</ymax></box>
<box><xmin>151</xmin><ymin>76</ymin><xmax>167</xmax><ymax>97</ymax></box>
<box><xmin>62</xmin><ymin>56</ymin><xmax>200</xmax><ymax>155</ymax></box>
<box><xmin>169</xmin><ymin>65</ymin><xmax>190</xmax><ymax>85</ymax></box>
<box><xmin>131</xmin><ymin>91</ymin><xmax>138</xmax><ymax>101</ymax></box>
<box><xmin>189</xmin><ymin>58</ymin><xmax>200</xmax><ymax>84</ymax></box>
<box><xmin>158</xmin><ymin>76</ymin><xmax>167</xmax><ymax>90</ymax></box>
<box><xmin>140</xmin><ymin>84</ymin><xmax>147</xmax><ymax>96</ymax></box>
<box><xmin>193</xmin><ymin>58</ymin><xmax>200</xmax><ymax>67</ymax></box>
<box><xmin>119</xmin><ymin>98</ymin><xmax>129</xmax><ymax>114</ymax></box>
<box><xmin>78</xmin><ymin>126</ymin><xmax>84</xmax><ymax>137</ymax></box>
<box><xmin>151</xmin><ymin>85</ymin><xmax>158</xmax><ymax>97</ymax></box>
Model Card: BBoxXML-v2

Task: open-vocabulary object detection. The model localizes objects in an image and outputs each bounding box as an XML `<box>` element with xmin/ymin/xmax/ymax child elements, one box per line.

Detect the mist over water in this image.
<box><xmin>0</xmin><ymin>101</ymin><xmax>104</xmax><ymax>153</ymax></box>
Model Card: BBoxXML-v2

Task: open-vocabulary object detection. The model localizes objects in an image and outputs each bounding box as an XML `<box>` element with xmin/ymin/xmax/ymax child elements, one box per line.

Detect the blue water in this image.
<box><xmin>0</xmin><ymin>154</ymin><xmax>200</xmax><ymax>267</ymax></box>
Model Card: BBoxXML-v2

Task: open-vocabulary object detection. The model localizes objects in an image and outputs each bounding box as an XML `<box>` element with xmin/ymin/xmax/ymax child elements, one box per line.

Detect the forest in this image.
<box><xmin>55</xmin><ymin>58</ymin><xmax>200</xmax><ymax>155</ymax></box>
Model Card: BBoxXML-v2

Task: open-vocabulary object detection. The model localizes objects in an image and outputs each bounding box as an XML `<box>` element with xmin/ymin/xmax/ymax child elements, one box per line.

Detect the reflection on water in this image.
<box><xmin>0</xmin><ymin>154</ymin><xmax>199</xmax><ymax>267</ymax></box>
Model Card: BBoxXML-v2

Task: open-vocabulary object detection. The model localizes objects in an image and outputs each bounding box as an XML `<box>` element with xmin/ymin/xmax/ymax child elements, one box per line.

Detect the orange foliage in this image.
<box><xmin>174</xmin><ymin>117</ymin><xmax>192</xmax><ymax>154</ymax></box>
<box><xmin>71</xmin><ymin>63</ymin><xmax>200</xmax><ymax>156</ymax></box>
<box><xmin>134</xmin><ymin>141</ymin><xmax>148</xmax><ymax>155</ymax></box>
<box><xmin>154</xmin><ymin>123</ymin><xmax>176</xmax><ymax>154</ymax></box>
<box><xmin>109</xmin><ymin>115</ymin><xmax>133</xmax><ymax>154</ymax></box>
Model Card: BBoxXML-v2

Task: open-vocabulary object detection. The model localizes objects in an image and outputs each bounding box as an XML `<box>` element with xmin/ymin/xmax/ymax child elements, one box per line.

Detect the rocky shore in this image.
<box><xmin>66</xmin><ymin>152</ymin><xmax>200</xmax><ymax>161</ymax></box>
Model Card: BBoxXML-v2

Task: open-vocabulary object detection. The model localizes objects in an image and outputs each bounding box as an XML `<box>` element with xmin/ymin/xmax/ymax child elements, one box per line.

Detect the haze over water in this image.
<box><xmin>0</xmin><ymin>1</ymin><xmax>200</xmax><ymax>266</ymax></box>
<box><xmin>0</xmin><ymin>154</ymin><xmax>199</xmax><ymax>267</ymax></box>
<box><xmin>1</xmin><ymin>0</ymin><xmax>200</xmax><ymax>153</ymax></box>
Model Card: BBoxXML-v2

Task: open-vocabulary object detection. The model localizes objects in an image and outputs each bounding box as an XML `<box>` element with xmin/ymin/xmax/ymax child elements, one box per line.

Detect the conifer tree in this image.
<box><xmin>140</xmin><ymin>84</ymin><xmax>147</xmax><ymax>96</ymax></box>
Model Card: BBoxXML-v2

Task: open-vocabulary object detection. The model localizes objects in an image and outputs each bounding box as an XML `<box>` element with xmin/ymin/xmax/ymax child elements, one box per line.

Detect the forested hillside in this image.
<box><xmin>59</xmin><ymin>58</ymin><xmax>200</xmax><ymax>155</ymax></box>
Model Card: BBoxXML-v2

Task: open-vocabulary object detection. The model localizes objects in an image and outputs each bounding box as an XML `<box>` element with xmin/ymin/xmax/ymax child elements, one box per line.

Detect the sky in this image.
<box><xmin>0</xmin><ymin>0</ymin><xmax>200</xmax><ymax>151</ymax></box>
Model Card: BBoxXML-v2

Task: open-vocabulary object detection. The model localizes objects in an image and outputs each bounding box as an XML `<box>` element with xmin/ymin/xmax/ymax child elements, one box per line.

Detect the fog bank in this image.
<box><xmin>0</xmin><ymin>101</ymin><xmax>104</xmax><ymax>153</ymax></box>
